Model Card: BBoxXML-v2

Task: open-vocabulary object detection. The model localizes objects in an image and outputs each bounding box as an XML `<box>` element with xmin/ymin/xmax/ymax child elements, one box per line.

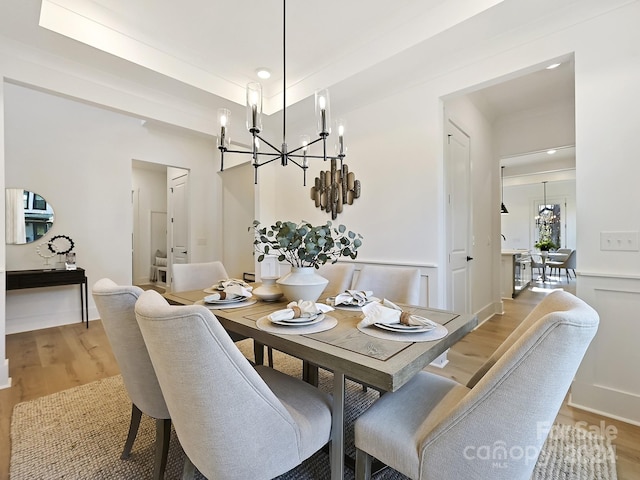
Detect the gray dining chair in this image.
<box><xmin>134</xmin><ymin>289</ymin><xmax>333</xmax><ymax>480</ymax></box>
<box><xmin>170</xmin><ymin>260</ymin><xmax>229</xmax><ymax>292</ymax></box>
<box><xmin>352</xmin><ymin>265</ymin><xmax>421</xmax><ymax>305</ymax></box>
<box><xmin>354</xmin><ymin>290</ymin><xmax>599</xmax><ymax>480</ymax></box>
<box><xmin>317</xmin><ymin>262</ymin><xmax>356</xmax><ymax>296</ymax></box>
<box><xmin>547</xmin><ymin>249</ymin><xmax>575</xmax><ymax>282</ymax></box>
<box><xmin>92</xmin><ymin>278</ymin><xmax>171</xmax><ymax>480</ymax></box>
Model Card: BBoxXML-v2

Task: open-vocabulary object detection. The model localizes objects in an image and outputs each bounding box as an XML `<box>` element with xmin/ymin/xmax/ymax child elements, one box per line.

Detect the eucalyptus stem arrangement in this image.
<box><xmin>251</xmin><ymin>220</ymin><xmax>363</xmax><ymax>268</ymax></box>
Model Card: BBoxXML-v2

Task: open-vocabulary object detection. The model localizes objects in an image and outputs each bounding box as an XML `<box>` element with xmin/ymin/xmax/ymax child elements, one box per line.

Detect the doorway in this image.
<box><xmin>131</xmin><ymin>161</ymin><xmax>190</xmax><ymax>289</ymax></box>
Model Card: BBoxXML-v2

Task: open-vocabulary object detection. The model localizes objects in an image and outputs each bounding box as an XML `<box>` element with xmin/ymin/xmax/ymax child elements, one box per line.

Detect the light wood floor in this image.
<box><xmin>1</xmin><ymin>279</ymin><xmax>638</xmax><ymax>480</ymax></box>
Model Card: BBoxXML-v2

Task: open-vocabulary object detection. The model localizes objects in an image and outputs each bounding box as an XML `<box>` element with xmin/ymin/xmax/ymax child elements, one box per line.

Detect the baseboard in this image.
<box><xmin>570</xmin><ymin>380</ymin><xmax>640</xmax><ymax>426</ymax></box>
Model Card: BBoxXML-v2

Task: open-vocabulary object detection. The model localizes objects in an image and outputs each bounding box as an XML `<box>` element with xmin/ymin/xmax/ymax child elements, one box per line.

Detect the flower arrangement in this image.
<box><xmin>251</xmin><ymin>220</ymin><xmax>363</xmax><ymax>268</ymax></box>
<box><xmin>534</xmin><ymin>238</ymin><xmax>557</xmax><ymax>251</ymax></box>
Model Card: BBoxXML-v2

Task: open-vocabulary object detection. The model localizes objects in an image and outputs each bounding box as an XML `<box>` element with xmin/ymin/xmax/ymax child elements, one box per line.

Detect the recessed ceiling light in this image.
<box><xmin>546</xmin><ymin>63</ymin><xmax>561</xmax><ymax>70</ymax></box>
<box><xmin>256</xmin><ymin>68</ymin><xmax>271</xmax><ymax>79</ymax></box>
<box><xmin>547</xmin><ymin>149</ymin><xmax>557</xmax><ymax>155</ymax></box>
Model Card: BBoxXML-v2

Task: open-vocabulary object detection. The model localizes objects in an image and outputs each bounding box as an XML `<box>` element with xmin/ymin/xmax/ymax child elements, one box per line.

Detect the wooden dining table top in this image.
<box><xmin>163</xmin><ymin>289</ymin><xmax>478</xmax><ymax>393</ymax></box>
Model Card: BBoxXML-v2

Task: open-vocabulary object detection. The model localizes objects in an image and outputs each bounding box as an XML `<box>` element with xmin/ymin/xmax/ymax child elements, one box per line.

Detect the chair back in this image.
<box><xmin>421</xmin><ymin>291</ymin><xmax>599</xmax><ymax>479</ymax></box>
<box><xmin>134</xmin><ymin>290</ymin><xmax>312</xmax><ymax>479</ymax></box>
<box><xmin>92</xmin><ymin>278</ymin><xmax>169</xmax><ymax>420</ymax></box>
<box><xmin>171</xmin><ymin>260</ymin><xmax>228</xmax><ymax>292</ymax></box>
<box><xmin>353</xmin><ymin>265</ymin><xmax>421</xmax><ymax>305</ymax></box>
<box><xmin>317</xmin><ymin>263</ymin><xmax>355</xmax><ymax>296</ymax></box>
<box><xmin>564</xmin><ymin>249</ymin><xmax>576</xmax><ymax>269</ymax></box>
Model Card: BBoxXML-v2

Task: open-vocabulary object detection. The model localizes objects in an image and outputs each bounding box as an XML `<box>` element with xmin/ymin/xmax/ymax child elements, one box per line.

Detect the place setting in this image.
<box><xmin>256</xmin><ymin>300</ymin><xmax>337</xmax><ymax>334</ymax></box>
<box><xmin>325</xmin><ymin>289</ymin><xmax>379</xmax><ymax>311</ymax></box>
<box><xmin>357</xmin><ymin>299</ymin><xmax>448</xmax><ymax>342</ymax></box>
<box><xmin>196</xmin><ymin>279</ymin><xmax>257</xmax><ymax>309</ymax></box>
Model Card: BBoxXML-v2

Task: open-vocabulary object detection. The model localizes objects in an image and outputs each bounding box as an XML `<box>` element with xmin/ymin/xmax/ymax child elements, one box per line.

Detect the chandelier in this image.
<box><xmin>216</xmin><ymin>0</ymin><xmax>346</xmax><ymax>185</ymax></box>
<box><xmin>535</xmin><ymin>181</ymin><xmax>557</xmax><ymax>240</ymax></box>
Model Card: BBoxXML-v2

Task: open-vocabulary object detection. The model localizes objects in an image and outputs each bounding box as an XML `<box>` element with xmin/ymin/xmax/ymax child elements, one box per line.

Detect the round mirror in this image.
<box><xmin>5</xmin><ymin>189</ymin><xmax>55</xmax><ymax>244</ymax></box>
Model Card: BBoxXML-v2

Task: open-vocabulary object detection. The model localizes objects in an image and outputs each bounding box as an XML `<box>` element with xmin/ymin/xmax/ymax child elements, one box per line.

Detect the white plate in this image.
<box><xmin>373</xmin><ymin>322</ymin><xmax>436</xmax><ymax>333</ymax></box>
<box><xmin>271</xmin><ymin>314</ymin><xmax>325</xmax><ymax>326</ymax></box>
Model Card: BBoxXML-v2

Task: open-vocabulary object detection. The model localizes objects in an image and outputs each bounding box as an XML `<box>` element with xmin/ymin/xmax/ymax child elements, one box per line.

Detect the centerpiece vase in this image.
<box><xmin>252</xmin><ymin>276</ymin><xmax>283</xmax><ymax>302</ymax></box>
<box><xmin>276</xmin><ymin>267</ymin><xmax>329</xmax><ymax>303</ymax></box>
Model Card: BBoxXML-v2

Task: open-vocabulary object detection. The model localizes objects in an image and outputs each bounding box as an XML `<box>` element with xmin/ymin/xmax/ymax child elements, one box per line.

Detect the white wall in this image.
<box><xmin>3</xmin><ymin>82</ymin><xmax>223</xmax><ymax>334</ymax></box>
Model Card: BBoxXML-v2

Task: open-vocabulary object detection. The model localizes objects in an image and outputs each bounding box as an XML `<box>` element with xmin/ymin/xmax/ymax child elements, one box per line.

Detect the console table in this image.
<box><xmin>6</xmin><ymin>268</ymin><xmax>89</xmax><ymax>328</ymax></box>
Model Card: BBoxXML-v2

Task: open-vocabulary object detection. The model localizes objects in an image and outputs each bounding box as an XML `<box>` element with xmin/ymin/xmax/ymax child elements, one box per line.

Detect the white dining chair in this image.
<box><xmin>134</xmin><ymin>289</ymin><xmax>333</xmax><ymax>480</ymax></box>
<box><xmin>92</xmin><ymin>279</ymin><xmax>171</xmax><ymax>480</ymax></box>
<box><xmin>352</xmin><ymin>265</ymin><xmax>421</xmax><ymax>305</ymax></box>
<box><xmin>170</xmin><ymin>260</ymin><xmax>229</xmax><ymax>292</ymax></box>
<box><xmin>317</xmin><ymin>262</ymin><xmax>355</xmax><ymax>296</ymax></box>
<box><xmin>354</xmin><ymin>290</ymin><xmax>599</xmax><ymax>480</ymax></box>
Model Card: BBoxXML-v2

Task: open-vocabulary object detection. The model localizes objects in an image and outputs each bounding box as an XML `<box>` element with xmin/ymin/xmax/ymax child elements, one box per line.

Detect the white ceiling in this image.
<box><xmin>0</xmin><ymin>0</ymin><xmax>593</xmax><ymax>142</ymax></box>
<box><xmin>34</xmin><ymin>0</ymin><xmax>508</xmax><ymax>112</ymax></box>
<box><xmin>1</xmin><ymin>0</ymin><xmax>587</xmax><ymax>115</ymax></box>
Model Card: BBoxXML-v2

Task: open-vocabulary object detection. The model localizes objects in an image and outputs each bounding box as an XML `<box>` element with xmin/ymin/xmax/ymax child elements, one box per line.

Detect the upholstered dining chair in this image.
<box><xmin>530</xmin><ymin>252</ymin><xmax>545</xmax><ymax>277</ymax></box>
<box><xmin>352</xmin><ymin>265</ymin><xmax>421</xmax><ymax>305</ymax></box>
<box><xmin>354</xmin><ymin>290</ymin><xmax>599</xmax><ymax>480</ymax></box>
<box><xmin>170</xmin><ymin>260</ymin><xmax>229</xmax><ymax>292</ymax></box>
<box><xmin>317</xmin><ymin>262</ymin><xmax>356</xmax><ymax>296</ymax></box>
<box><xmin>134</xmin><ymin>290</ymin><xmax>333</xmax><ymax>480</ymax></box>
<box><xmin>92</xmin><ymin>279</ymin><xmax>170</xmax><ymax>480</ymax></box>
<box><xmin>547</xmin><ymin>250</ymin><xmax>575</xmax><ymax>282</ymax></box>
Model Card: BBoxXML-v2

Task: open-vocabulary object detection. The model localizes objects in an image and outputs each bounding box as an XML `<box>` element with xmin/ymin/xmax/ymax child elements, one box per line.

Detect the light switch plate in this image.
<box><xmin>600</xmin><ymin>231</ymin><xmax>639</xmax><ymax>251</ymax></box>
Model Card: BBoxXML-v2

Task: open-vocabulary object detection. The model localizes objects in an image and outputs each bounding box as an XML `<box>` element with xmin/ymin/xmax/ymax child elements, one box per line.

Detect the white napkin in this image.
<box><xmin>213</xmin><ymin>278</ymin><xmax>253</xmax><ymax>291</ymax></box>
<box><xmin>269</xmin><ymin>300</ymin><xmax>334</xmax><ymax>322</ymax></box>
<box><xmin>361</xmin><ymin>299</ymin><xmax>437</xmax><ymax>328</ymax></box>
<box><xmin>204</xmin><ymin>284</ymin><xmax>252</xmax><ymax>302</ymax></box>
<box><xmin>334</xmin><ymin>290</ymin><xmax>374</xmax><ymax>306</ymax></box>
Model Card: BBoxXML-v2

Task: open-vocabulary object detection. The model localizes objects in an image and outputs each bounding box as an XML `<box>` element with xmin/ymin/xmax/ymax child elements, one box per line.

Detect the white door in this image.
<box><xmin>445</xmin><ymin>121</ymin><xmax>472</xmax><ymax>313</ymax></box>
<box><xmin>169</xmin><ymin>172</ymin><xmax>189</xmax><ymax>286</ymax></box>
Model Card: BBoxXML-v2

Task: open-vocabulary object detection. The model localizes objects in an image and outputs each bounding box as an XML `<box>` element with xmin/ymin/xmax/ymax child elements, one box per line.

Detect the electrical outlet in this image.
<box><xmin>600</xmin><ymin>231</ymin><xmax>639</xmax><ymax>251</ymax></box>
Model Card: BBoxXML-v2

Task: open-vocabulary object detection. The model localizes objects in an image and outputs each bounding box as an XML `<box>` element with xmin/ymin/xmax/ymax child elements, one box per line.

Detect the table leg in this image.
<box><xmin>79</xmin><ymin>280</ymin><xmax>89</xmax><ymax>328</ymax></box>
<box><xmin>331</xmin><ymin>371</ymin><xmax>345</xmax><ymax>480</ymax></box>
<box><xmin>253</xmin><ymin>342</ymin><xmax>265</xmax><ymax>365</ymax></box>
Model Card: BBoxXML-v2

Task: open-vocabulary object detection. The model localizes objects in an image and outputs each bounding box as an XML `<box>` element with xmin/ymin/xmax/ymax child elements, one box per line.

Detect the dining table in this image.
<box><xmin>163</xmin><ymin>288</ymin><xmax>478</xmax><ymax>480</ymax></box>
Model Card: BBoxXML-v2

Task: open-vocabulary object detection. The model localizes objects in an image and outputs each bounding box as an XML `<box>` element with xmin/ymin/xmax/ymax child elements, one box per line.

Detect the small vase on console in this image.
<box><xmin>276</xmin><ymin>267</ymin><xmax>329</xmax><ymax>303</ymax></box>
<box><xmin>252</xmin><ymin>276</ymin><xmax>283</xmax><ymax>302</ymax></box>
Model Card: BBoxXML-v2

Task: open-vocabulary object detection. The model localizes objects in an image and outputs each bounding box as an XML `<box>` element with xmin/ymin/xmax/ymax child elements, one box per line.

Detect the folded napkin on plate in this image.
<box><xmin>361</xmin><ymin>299</ymin><xmax>437</xmax><ymax>328</ymax></box>
<box><xmin>334</xmin><ymin>290</ymin><xmax>374</xmax><ymax>306</ymax></box>
<box><xmin>269</xmin><ymin>300</ymin><xmax>334</xmax><ymax>321</ymax></box>
<box><xmin>212</xmin><ymin>278</ymin><xmax>253</xmax><ymax>291</ymax></box>
<box><xmin>204</xmin><ymin>284</ymin><xmax>252</xmax><ymax>302</ymax></box>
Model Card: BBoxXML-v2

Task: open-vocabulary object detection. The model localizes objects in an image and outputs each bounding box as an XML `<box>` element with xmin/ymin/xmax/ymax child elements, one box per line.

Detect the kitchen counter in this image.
<box><xmin>501</xmin><ymin>251</ymin><xmax>532</xmax><ymax>298</ymax></box>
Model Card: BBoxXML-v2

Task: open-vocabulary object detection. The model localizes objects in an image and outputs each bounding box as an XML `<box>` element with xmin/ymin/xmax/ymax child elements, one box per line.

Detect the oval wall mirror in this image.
<box><xmin>5</xmin><ymin>189</ymin><xmax>55</xmax><ymax>244</ymax></box>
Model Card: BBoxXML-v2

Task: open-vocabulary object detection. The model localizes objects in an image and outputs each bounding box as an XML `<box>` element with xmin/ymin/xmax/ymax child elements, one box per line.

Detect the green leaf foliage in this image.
<box><xmin>250</xmin><ymin>220</ymin><xmax>363</xmax><ymax>268</ymax></box>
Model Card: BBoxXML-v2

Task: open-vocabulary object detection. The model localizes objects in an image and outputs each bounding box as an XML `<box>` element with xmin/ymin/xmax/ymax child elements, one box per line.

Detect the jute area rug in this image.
<box><xmin>10</xmin><ymin>343</ymin><xmax>617</xmax><ymax>480</ymax></box>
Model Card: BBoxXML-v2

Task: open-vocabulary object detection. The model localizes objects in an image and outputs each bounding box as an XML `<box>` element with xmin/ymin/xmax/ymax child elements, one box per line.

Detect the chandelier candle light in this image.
<box><xmin>216</xmin><ymin>0</ymin><xmax>349</xmax><ymax>186</ymax></box>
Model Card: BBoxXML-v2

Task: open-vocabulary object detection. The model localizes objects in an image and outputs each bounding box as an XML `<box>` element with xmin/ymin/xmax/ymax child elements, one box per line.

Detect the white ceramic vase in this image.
<box><xmin>252</xmin><ymin>276</ymin><xmax>283</xmax><ymax>302</ymax></box>
<box><xmin>276</xmin><ymin>267</ymin><xmax>329</xmax><ymax>303</ymax></box>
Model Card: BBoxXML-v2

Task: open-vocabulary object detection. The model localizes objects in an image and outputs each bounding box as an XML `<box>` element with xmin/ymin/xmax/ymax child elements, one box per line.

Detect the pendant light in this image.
<box><xmin>217</xmin><ymin>0</ymin><xmax>348</xmax><ymax>185</ymax></box>
<box><xmin>500</xmin><ymin>166</ymin><xmax>509</xmax><ymax>214</ymax></box>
